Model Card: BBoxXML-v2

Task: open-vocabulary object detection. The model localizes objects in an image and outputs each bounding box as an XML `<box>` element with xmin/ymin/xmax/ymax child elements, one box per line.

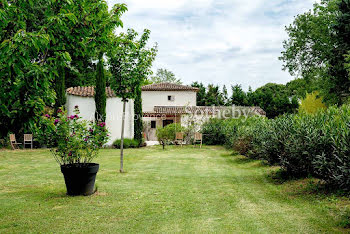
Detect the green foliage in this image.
<box><xmin>201</xmin><ymin>118</ymin><xmax>227</xmax><ymax>145</ymax></box>
<box><xmin>95</xmin><ymin>53</ymin><xmax>107</xmax><ymax>122</ymax></box>
<box><xmin>0</xmin><ymin>0</ymin><xmax>127</xmax><ymax>138</ymax></box>
<box><xmin>222</xmin><ymin>85</ymin><xmax>229</xmax><ymax>106</ymax></box>
<box><xmin>205</xmin><ymin>84</ymin><xmax>225</xmax><ymax>106</ymax></box>
<box><xmin>280</xmin><ymin>0</ymin><xmax>350</xmax><ymax>105</ymax></box>
<box><xmin>134</xmin><ymin>84</ymin><xmax>143</xmax><ymax>145</ymax></box>
<box><xmin>54</xmin><ymin>64</ymin><xmax>66</xmax><ymax>112</ymax></box>
<box><xmin>250</xmin><ymin>83</ymin><xmax>299</xmax><ymax>118</ymax></box>
<box><xmin>285</xmin><ymin>78</ymin><xmax>315</xmax><ymax>99</ymax></box>
<box><xmin>156</xmin><ymin>123</ymin><xmax>185</xmax><ymax>147</ymax></box>
<box><xmin>113</xmin><ymin>138</ymin><xmax>139</xmax><ymax>149</ymax></box>
<box><xmin>191</xmin><ymin>82</ymin><xmax>207</xmax><ymax>106</ymax></box>
<box><xmin>299</xmin><ymin>91</ymin><xmax>327</xmax><ymax>114</ymax></box>
<box><xmin>109</xmin><ymin>29</ymin><xmax>157</xmax><ymax>101</ymax></box>
<box><xmin>231</xmin><ymin>85</ymin><xmax>248</xmax><ymax>106</ymax></box>
<box><xmin>39</xmin><ymin>106</ymin><xmax>109</xmax><ymax>165</ymax></box>
<box><xmin>150</xmin><ymin>68</ymin><xmax>181</xmax><ymax>84</ymax></box>
<box><xmin>327</xmin><ymin>0</ymin><xmax>350</xmax><ymax>104</ymax></box>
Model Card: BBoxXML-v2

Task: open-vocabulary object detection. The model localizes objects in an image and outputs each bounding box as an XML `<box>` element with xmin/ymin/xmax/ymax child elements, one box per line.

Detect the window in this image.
<box><xmin>168</xmin><ymin>95</ymin><xmax>175</xmax><ymax>101</ymax></box>
<box><xmin>151</xmin><ymin>121</ymin><xmax>156</xmax><ymax>129</ymax></box>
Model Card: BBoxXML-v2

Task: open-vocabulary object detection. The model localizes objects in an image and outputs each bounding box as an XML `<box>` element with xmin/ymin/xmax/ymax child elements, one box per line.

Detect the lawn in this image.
<box><xmin>0</xmin><ymin>146</ymin><xmax>349</xmax><ymax>233</ymax></box>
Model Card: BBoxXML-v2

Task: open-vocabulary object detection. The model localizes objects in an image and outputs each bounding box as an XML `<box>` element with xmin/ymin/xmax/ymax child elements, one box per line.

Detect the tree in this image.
<box><xmin>280</xmin><ymin>0</ymin><xmax>350</xmax><ymax>104</ymax></box>
<box><xmin>109</xmin><ymin>29</ymin><xmax>157</xmax><ymax>173</ymax></box>
<box><xmin>95</xmin><ymin>53</ymin><xmax>107</xmax><ymax>122</ymax></box>
<box><xmin>222</xmin><ymin>85</ymin><xmax>229</xmax><ymax>106</ymax></box>
<box><xmin>0</xmin><ymin>0</ymin><xmax>127</xmax><ymax>137</ymax></box>
<box><xmin>326</xmin><ymin>0</ymin><xmax>350</xmax><ymax>104</ymax></box>
<box><xmin>285</xmin><ymin>78</ymin><xmax>315</xmax><ymax>99</ymax></box>
<box><xmin>150</xmin><ymin>68</ymin><xmax>182</xmax><ymax>84</ymax></box>
<box><xmin>191</xmin><ymin>82</ymin><xmax>206</xmax><ymax>106</ymax></box>
<box><xmin>250</xmin><ymin>83</ymin><xmax>299</xmax><ymax>118</ymax></box>
<box><xmin>231</xmin><ymin>85</ymin><xmax>248</xmax><ymax>106</ymax></box>
<box><xmin>206</xmin><ymin>84</ymin><xmax>224</xmax><ymax>106</ymax></box>
<box><xmin>299</xmin><ymin>91</ymin><xmax>327</xmax><ymax>114</ymax></box>
<box><xmin>0</xmin><ymin>1</ymin><xmax>53</xmax><ymax>137</ymax></box>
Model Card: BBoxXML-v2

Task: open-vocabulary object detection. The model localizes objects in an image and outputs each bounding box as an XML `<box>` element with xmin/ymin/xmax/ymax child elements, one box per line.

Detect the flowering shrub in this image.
<box><xmin>41</xmin><ymin>106</ymin><xmax>109</xmax><ymax>165</ymax></box>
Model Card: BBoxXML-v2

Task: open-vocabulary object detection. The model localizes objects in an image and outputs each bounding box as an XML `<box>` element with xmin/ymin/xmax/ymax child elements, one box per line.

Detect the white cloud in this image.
<box><xmin>108</xmin><ymin>0</ymin><xmax>316</xmax><ymax>90</ymax></box>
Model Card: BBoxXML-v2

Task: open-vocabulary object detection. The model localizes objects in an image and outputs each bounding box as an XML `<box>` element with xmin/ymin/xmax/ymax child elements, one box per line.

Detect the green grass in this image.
<box><xmin>0</xmin><ymin>146</ymin><xmax>349</xmax><ymax>233</ymax></box>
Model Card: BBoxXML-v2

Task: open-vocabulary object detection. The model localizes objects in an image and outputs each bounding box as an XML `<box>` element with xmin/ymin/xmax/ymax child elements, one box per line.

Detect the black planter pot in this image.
<box><xmin>60</xmin><ymin>163</ymin><xmax>99</xmax><ymax>196</ymax></box>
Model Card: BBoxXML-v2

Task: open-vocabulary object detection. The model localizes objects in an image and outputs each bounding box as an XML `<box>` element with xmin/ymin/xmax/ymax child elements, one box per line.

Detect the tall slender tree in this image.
<box><xmin>222</xmin><ymin>85</ymin><xmax>229</xmax><ymax>106</ymax></box>
<box><xmin>134</xmin><ymin>84</ymin><xmax>143</xmax><ymax>145</ymax></box>
<box><xmin>95</xmin><ymin>53</ymin><xmax>107</xmax><ymax>122</ymax></box>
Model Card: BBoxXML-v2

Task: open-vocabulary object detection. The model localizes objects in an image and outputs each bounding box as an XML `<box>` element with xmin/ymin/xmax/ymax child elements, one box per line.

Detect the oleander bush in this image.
<box><xmin>202</xmin><ymin>105</ymin><xmax>350</xmax><ymax>190</ymax></box>
<box><xmin>201</xmin><ymin>118</ymin><xmax>227</xmax><ymax>145</ymax></box>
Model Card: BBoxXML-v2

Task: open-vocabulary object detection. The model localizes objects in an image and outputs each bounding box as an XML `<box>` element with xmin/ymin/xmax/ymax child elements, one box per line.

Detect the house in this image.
<box><xmin>66</xmin><ymin>83</ymin><xmax>265</xmax><ymax>145</ymax></box>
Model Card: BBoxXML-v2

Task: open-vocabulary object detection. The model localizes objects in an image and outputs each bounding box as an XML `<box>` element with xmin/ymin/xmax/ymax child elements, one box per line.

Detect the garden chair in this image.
<box><xmin>24</xmin><ymin>134</ymin><xmax>33</xmax><ymax>149</ymax></box>
<box><xmin>9</xmin><ymin>134</ymin><xmax>22</xmax><ymax>150</ymax></box>
<box><xmin>175</xmin><ymin>132</ymin><xmax>184</xmax><ymax>147</ymax></box>
<box><xmin>194</xmin><ymin>132</ymin><xmax>203</xmax><ymax>148</ymax></box>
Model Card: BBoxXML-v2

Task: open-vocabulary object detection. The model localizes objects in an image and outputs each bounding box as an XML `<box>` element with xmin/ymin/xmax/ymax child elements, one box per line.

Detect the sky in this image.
<box><xmin>107</xmin><ymin>0</ymin><xmax>316</xmax><ymax>90</ymax></box>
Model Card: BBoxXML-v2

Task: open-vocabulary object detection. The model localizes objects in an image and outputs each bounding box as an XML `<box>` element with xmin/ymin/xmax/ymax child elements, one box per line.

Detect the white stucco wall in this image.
<box><xmin>141</xmin><ymin>91</ymin><xmax>197</xmax><ymax>112</ymax></box>
<box><xmin>66</xmin><ymin>94</ymin><xmax>134</xmax><ymax>146</ymax></box>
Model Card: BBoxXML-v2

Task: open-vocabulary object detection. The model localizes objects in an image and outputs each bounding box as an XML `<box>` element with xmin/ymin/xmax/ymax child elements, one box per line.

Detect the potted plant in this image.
<box><xmin>41</xmin><ymin>106</ymin><xmax>109</xmax><ymax>196</ymax></box>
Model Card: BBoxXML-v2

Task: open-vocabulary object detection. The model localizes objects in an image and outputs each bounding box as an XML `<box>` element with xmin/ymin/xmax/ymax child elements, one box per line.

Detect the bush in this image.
<box><xmin>113</xmin><ymin>138</ymin><xmax>140</xmax><ymax>149</ymax></box>
<box><xmin>156</xmin><ymin>123</ymin><xmax>185</xmax><ymax>149</ymax></box>
<box><xmin>201</xmin><ymin>118</ymin><xmax>226</xmax><ymax>145</ymax></box>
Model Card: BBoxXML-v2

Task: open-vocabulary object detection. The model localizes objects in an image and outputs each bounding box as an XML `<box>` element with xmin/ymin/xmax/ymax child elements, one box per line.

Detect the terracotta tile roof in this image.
<box><xmin>142</xmin><ymin>82</ymin><xmax>199</xmax><ymax>92</ymax></box>
<box><xmin>144</xmin><ymin>106</ymin><xmax>266</xmax><ymax>116</ymax></box>
<box><xmin>66</xmin><ymin>86</ymin><xmax>116</xmax><ymax>98</ymax></box>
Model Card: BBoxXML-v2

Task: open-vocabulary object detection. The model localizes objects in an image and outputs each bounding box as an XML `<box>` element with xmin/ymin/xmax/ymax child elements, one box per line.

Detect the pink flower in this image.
<box><xmin>45</xmin><ymin>114</ymin><xmax>50</xmax><ymax>118</ymax></box>
<box><xmin>89</xmin><ymin>128</ymin><xmax>93</xmax><ymax>133</ymax></box>
<box><xmin>57</xmin><ymin>109</ymin><xmax>62</xmax><ymax>113</ymax></box>
<box><xmin>54</xmin><ymin>119</ymin><xmax>60</xmax><ymax>125</ymax></box>
<box><xmin>99</xmin><ymin>122</ymin><xmax>106</xmax><ymax>127</ymax></box>
<box><xmin>68</xmin><ymin>151</ymin><xmax>72</xmax><ymax>156</ymax></box>
<box><xmin>74</xmin><ymin>115</ymin><xmax>79</xmax><ymax>119</ymax></box>
<box><xmin>69</xmin><ymin>115</ymin><xmax>75</xmax><ymax>120</ymax></box>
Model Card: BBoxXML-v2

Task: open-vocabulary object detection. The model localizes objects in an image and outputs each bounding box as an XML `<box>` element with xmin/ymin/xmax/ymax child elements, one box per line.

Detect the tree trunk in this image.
<box><xmin>120</xmin><ymin>100</ymin><xmax>127</xmax><ymax>173</ymax></box>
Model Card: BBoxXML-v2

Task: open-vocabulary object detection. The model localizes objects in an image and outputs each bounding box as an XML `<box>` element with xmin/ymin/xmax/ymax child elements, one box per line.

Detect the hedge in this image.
<box><xmin>201</xmin><ymin>105</ymin><xmax>350</xmax><ymax>190</ymax></box>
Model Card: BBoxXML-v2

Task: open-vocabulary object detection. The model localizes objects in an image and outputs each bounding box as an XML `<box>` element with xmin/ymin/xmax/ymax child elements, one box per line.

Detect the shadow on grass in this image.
<box><xmin>266</xmin><ymin>169</ymin><xmax>350</xmax><ymax>198</ymax></box>
<box><xmin>220</xmin><ymin>153</ymin><xmax>267</xmax><ymax>168</ymax></box>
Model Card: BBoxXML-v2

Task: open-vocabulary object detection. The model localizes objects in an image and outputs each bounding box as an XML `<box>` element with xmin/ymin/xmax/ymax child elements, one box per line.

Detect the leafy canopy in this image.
<box><xmin>150</xmin><ymin>68</ymin><xmax>182</xmax><ymax>84</ymax></box>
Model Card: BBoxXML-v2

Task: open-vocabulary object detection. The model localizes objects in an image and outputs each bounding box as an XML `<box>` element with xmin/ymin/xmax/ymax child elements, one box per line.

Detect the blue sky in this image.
<box><xmin>107</xmin><ymin>0</ymin><xmax>317</xmax><ymax>90</ymax></box>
